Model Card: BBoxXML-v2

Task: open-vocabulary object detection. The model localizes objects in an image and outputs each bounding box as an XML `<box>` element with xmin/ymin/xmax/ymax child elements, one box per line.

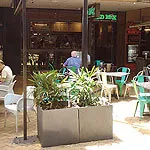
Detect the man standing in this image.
<box><xmin>63</xmin><ymin>51</ymin><xmax>81</xmax><ymax>73</ymax></box>
<box><xmin>0</xmin><ymin>60</ymin><xmax>13</xmax><ymax>85</ymax></box>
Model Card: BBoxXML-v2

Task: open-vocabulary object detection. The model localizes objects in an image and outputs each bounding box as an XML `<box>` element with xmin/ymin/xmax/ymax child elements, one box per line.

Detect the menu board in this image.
<box><xmin>127</xmin><ymin>22</ymin><xmax>140</xmax><ymax>43</ymax></box>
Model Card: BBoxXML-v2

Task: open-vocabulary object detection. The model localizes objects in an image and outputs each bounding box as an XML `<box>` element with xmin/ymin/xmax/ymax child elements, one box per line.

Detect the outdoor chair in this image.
<box><xmin>100</xmin><ymin>72</ymin><xmax>119</xmax><ymax>102</ymax></box>
<box><xmin>132</xmin><ymin>75</ymin><xmax>150</xmax><ymax>120</ymax></box>
<box><xmin>124</xmin><ymin>70</ymin><xmax>143</xmax><ymax>97</ymax></box>
<box><xmin>0</xmin><ymin>80</ymin><xmax>16</xmax><ymax>101</ymax></box>
<box><xmin>115</xmin><ymin>67</ymin><xmax>130</xmax><ymax>96</ymax></box>
<box><xmin>4</xmin><ymin>86</ymin><xmax>36</xmax><ymax>132</ymax></box>
<box><xmin>143</xmin><ymin>65</ymin><xmax>150</xmax><ymax>76</ymax></box>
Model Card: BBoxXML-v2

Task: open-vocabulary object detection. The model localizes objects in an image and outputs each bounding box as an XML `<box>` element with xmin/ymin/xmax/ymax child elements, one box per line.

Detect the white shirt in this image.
<box><xmin>1</xmin><ymin>66</ymin><xmax>13</xmax><ymax>84</ymax></box>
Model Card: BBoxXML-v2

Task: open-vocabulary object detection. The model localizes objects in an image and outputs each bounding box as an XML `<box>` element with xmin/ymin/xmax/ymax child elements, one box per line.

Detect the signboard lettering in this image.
<box><xmin>95</xmin><ymin>14</ymin><xmax>117</xmax><ymax>21</ymax></box>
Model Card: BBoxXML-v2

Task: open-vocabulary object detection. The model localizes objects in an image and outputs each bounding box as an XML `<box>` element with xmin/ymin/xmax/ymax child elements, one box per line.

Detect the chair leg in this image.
<box><xmin>134</xmin><ymin>101</ymin><xmax>139</xmax><ymax>117</ymax></box>
<box><xmin>116</xmin><ymin>88</ymin><xmax>119</xmax><ymax>100</ymax></box>
<box><xmin>140</xmin><ymin>102</ymin><xmax>145</xmax><ymax>120</ymax></box>
<box><xmin>101</xmin><ymin>88</ymin><xmax>104</xmax><ymax>98</ymax></box>
<box><xmin>124</xmin><ymin>86</ymin><xmax>128</xmax><ymax>97</ymax></box>
<box><xmin>16</xmin><ymin>113</ymin><xmax>18</xmax><ymax>133</ymax></box>
<box><xmin>119</xmin><ymin>84</ymin><xmax>123</xmax><ymax>96</ymax></box>
<box><xmin>27</xmin><ymin>114</ymin><xmax>30</xmax><ymax>122</ymax></box>
<box><xmin>108</xmin><ymin>90</ymin><xmax>111</xmax><ymax>102</ymax></box>
<box><xmin>4</xmin><ymin>110</ymin><xmax>7</xmax><ymax>127</ymax></box>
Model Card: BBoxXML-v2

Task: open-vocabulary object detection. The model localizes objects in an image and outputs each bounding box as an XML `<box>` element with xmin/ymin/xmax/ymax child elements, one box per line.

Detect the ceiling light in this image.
<box><xmin>144</xmin><ymin>28</ymin><xmax>150</xmax><ymax>31</ymax></box>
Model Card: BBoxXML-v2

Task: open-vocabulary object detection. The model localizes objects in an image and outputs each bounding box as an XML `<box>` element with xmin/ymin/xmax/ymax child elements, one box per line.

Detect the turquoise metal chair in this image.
<box><xmin>95</xmin><ymin>60</ymin><xmax>104</xmax><ymax>67</ymax></box>
<box><xmin>115</xmin><ymin>67</ymin><xmax>130</xmax><ymax>96</ymax></box>
<box><xmin>48</xmin><ymin>62</ymin><xmax>54</xmax><ymax>70</ymax></box>
<box><xmin>132</xmin><ymin>75</ymin><xmax>150</xmax><ymax>120</ymax></box>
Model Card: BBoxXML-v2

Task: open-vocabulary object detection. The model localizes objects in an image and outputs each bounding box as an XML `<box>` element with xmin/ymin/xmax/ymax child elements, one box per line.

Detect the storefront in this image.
<box><xmin>0</xmin><ymin>7</ymin><xmax>149</xmax><ymax>74</ymax></box>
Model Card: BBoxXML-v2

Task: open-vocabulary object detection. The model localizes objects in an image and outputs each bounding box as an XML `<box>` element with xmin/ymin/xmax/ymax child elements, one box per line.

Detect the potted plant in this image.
<box><xmin>30</xmin><ymin>70</ymin><xmax>68</xmax><ymax>110</ymax></box>
<box><xmin>30</xmin><ymin>67</ymin><xmax>113</xmax><ymax>147</ymax></box>
<box><xmin>30</xmin><ymin>70</ymin><xmax>79</xmax><ymax>147</ymax></box>
<box><xmin>68</xmin><ymin>67</ymin><xmax>113</xmax><ymax>142</ymax></box>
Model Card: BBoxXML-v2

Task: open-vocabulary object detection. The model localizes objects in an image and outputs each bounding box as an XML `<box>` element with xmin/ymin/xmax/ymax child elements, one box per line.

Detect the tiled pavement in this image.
<box><xmin>0</xmin><ymin>75</ymin><xmax>150</xmax><ymax>150</ymax></box>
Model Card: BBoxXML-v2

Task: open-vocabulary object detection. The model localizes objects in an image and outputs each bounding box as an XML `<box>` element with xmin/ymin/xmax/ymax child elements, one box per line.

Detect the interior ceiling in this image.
<box><xmin>0</xmin><ymin>0</ymin><xmax>150</xmax><ymax>11</ymax></box>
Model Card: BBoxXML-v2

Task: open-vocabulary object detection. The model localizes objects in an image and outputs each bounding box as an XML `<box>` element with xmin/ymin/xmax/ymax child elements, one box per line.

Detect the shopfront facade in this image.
<box><xmin>0</xmin><ymin>7</ymin><xmax>149</xmax><ymax>74</ymax></box>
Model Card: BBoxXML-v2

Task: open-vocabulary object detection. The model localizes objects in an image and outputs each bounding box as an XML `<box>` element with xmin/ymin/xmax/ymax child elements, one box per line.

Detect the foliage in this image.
<box><xmin>68</xmin><ymin>66</ymin><xmax>101</xmax><ymax>107</ymax></box>
<box><xmin>30</xmin><ymin>66</ymin><xmax>102</xmax><ymax>109</ymax></box>
<box><xmin>29</xmin><ymin>70</ymin><xmax>68</xmax><ymax>110</ymax></box>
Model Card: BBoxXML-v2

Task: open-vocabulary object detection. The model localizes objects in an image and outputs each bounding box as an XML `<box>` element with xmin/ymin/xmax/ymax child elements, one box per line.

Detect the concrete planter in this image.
<box><xmin>37</xmin><ymin>105</ymin><xmax>113</xmax><ymax>147</ymax></box>
<box><xmin>78</xmin><ymin>105</ymin><xmax>113</xmax><ymax>142</ymax></box>
<box><xmin>37</xmin><ymin>106</ymin><xmax>79</xmax><ymax>147</ymax></box>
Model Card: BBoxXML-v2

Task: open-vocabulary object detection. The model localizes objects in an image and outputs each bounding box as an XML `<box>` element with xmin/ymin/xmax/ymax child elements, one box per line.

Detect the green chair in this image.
<box><xmin>68</xmin><ymin>66</ymin><xmax>78</xmax><ymax>74</ymax></box>
<box><xmin>48</xmin><ymin>62</ymin><xmax>54</xmax><ymax>70</ymax></box>
<box><xmin>132</xmin><ymin>75</ymin><xmax>150</xmax><ymax>120</ymax></box>
<box><xmin>59</xmin><ymin>67</ymin><xmax>67</xmax><ymax>75</ymax></box>
<box><xmin>95</xmin><ymin>60</ymin><xmax>104</xmax><ymax>67</ymax></box>
<box><xmin>115</xmin><ymin>67</ymin><xmax>130</xmax><ymax>96</ymax></box>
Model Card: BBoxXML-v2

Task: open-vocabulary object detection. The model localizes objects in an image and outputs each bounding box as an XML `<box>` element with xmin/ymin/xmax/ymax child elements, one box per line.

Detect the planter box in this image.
<box><xmin>79</xmin><ymin>105</ymin><xmax>113</xmax><ymax>142</ymax></box>
<box><xmin>37</xmin><ymin>106</ymin><xmax>79</xmax><ymax>147</ymax></box>
<box><xmin>37</xmin><ymin>105</ymin><xmax>113</xmax><ymax>147</ymax></box>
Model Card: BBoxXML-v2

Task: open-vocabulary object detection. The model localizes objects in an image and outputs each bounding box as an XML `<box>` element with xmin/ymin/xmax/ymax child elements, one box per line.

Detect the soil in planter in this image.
<box><xmin>40</xmin><ymin>101</ymin><xmax>69</xmax><ymax>110</ymax></box>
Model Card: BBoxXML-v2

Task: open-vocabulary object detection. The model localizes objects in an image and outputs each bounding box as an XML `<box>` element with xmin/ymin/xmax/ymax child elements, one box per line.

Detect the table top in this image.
<box><xmin>137</xmin><ymin>82</ymin><xmax>150</xmax><ymax>90</ymax></box>
<box><xmin>105</xmin><ymin>72</ymin><xmax>130</xmax><ymax>77</ymax></box>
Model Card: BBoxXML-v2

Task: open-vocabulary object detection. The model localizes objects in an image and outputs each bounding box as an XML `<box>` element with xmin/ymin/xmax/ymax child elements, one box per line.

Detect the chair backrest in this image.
<box><xmin>105</xmin><ymin>63</ymin><xmax>113</xmax><ymax>72</ymax></box>
<box><xmin>96</xmin><ymin>69</ymin><xmax>103</xmax><ymax>83</ymax></box>
<box><xmin>132</xmin><ymin>80</ymin><xmax>139</xmax><ymax>99</ymax></box>
<box><xmin>143</xmin><ymin>66</ymin><xmax>150</xmax><ymax>76</ymax></box>
<box><xmin>117</xmin><ymin>67</ymin><xmax>130</xmax><ymax>83</ymax></box>
<box><xmin>59</xmin><ymin>67</ymin><xmax>67</xmax><ymax>75</ymax></box>
<box><xmin>132</xmin><ymin>70</ymin><xmax>144</xmax><ymax>81</ymax></box>
<box><xmin>10</xmin><ymin>75</ymin><xmax>16</xmax><ymax>83</ymax></box>
<box><xmin>4</xmin><ymin>93</ymin><xmax>22</xmax><ymax>106</ymax></box>
<box><xmin>100</xmin><ymin>72</ymin><xmax>108</xmax><ymax>85</ymax></box>
<box><xmin>8</xmin><ymin>80</ymin><xmax>16</xmax><ymax>93</ymax></box>
<box><xmin>48</xmin><ymin>62</ymin><xmax>54</xmax><ymax>70</ymax></box>
<box><xmin>18</xmin><ymin>86</ymin><xmax>35</xmax><ymax>112</ymax></box>
<box><xmin>95</xmin><ymin>60</ymin><xmax>104</xmax><ymax>67</ymax></box>
<box><xmin>17</xmin><ymin>97</ymin><xmax>34</xmax><ymax>112</ymax></box>
<box><xmin>26</xmin><ymin>86</ymin><xmax>35</xmax><ymax>99</ymax></box>
<box><xmin>136</xmin><ymin>75</ymin><xmax>145</xmax><ymax>93</ymax></box>
<box><xmin>68</xmin><ymin>66</ymin><xmax>78</xmax><ymax>74</ymax></box>
<box><xmin>135</xmin><ymin>75</ymin><xmax>150</xmax><ymax>101</ymax></box>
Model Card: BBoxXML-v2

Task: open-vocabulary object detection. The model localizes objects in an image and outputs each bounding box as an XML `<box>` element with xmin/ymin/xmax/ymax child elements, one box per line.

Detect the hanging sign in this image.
<box><xmin>88</xmin><ymin>3</ymin><xmax>100</xmax><ymax>18</ymax></box>
<box><xmin>95</xmin><ymin>13</ymin><xmax>117</xmax><ymax>21</ymax></box>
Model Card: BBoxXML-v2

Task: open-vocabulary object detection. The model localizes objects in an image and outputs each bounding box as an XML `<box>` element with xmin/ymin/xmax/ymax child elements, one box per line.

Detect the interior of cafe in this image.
<box><xmin>0</xmin><ymin>7</ymin><xmax>150</xmax><ymax>75</ymax></box>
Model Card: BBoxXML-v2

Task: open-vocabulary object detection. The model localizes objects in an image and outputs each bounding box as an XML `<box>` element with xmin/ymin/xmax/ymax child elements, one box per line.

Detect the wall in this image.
<box><xmin>0</xmin><ymin>8</ymin><xmax>21</xmax><ymax>75</ymax></box>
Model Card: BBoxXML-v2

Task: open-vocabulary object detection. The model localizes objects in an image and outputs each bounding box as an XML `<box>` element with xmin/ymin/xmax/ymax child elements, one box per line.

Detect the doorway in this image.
<box><xmin>95</xmin><ymin>22</ymin><xmax>117</xmax><ymax>64</ymax></box>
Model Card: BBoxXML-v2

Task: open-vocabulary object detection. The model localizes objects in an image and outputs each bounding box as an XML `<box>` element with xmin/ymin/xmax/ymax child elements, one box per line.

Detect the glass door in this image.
<box><xmin>95</xmin><ymin>22</ymin><xmax>116</xmax><ymax>63</ymax></box>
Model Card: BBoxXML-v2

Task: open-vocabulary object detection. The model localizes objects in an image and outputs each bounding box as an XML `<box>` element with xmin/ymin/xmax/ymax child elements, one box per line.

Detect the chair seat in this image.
<box><xmin>139</xmin><ymin>93</ymin><xmax>150</xmax><ymax>97</ymax></box>
<box><xmin>105</xmin><ymin>84</ymin><xmax>118</xmax><ymax>89</ymax></box>
<box><xmin>5</xmin><ymin>104</ymin><xmax>17</xmax><ymax>114</ymax></box>
<box><xmin>126</xmin><ymin>83</ymin><xmax>133</xmax><ymax>87</ymax></box>
<box><xmin>115</xmin><ymin>80</ymin><xmax>125</xmax><ymax>84</ymax></box>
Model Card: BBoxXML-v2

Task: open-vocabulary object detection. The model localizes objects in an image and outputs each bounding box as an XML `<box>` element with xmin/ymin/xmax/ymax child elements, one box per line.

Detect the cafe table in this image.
<box><xmin>105</xmin><ymin>72</ymin><xmax>130</xmax><ymax>84</ymax></box>
<box><xmin>137</xmin><ymin>82</ymin><xmax>150</xmax><ymax>90</ymax></box>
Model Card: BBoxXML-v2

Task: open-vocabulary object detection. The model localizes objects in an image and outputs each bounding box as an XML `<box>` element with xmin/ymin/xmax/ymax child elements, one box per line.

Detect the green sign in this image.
<box><xmin>88</xmin><ymin>3</ymin><xmax>100</xmax><ymax>18</ymax></box>
<box><xmin>95</xmin><ymin>14</ymin><xmax>117</xmax><ymax>21</ymax></box>
<box><xmin>88</xmin><ymin>7</ymin><xmax>95</xmax><ymax>16</ymax></box>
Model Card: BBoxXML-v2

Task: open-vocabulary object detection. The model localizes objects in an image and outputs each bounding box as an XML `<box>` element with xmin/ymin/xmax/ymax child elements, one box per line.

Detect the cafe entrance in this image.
<box><xmin>95</xmin><ymin>21</ymin><xmax>117</xmax><ymax>64</ymax></box>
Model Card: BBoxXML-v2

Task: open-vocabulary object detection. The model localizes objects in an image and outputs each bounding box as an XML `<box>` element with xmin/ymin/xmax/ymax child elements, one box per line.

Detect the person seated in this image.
<box><xmin>0</xmin><ymin>60</ymin><xmax>13</xmax><ymax>85</ymax></box>
<box><xmin>63</xmin><ymin>51</ymin><xmax>81</xmax><ymax>73</ymax></box>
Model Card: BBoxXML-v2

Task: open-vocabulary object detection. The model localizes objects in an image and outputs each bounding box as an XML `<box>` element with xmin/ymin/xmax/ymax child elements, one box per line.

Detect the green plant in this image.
<box><xmin>68</xmin><ymin>66</ymin><xmax>101</xmax><ymax>107</ymax></box>
<box><xmin>29</xmin><ymin>70</ymin><xmax>68</xmax><ymax>110</ymax></box>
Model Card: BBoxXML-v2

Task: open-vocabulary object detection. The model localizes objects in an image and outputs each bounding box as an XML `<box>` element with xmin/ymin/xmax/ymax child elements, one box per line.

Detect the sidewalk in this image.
<box><xmin>0</xmin><ymin>76</ymin><xmax>149</xmax><ymax>150</ymax></box>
